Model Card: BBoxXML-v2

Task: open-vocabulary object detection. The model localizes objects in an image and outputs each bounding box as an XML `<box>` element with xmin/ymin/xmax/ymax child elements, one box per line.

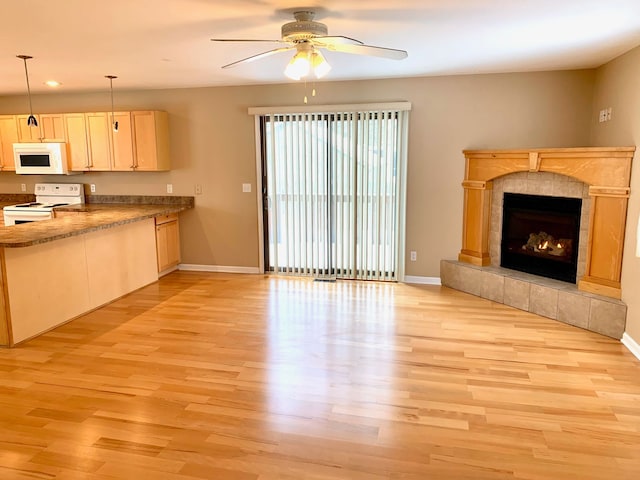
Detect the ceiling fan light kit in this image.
<box><xmin>284</xmin><ymin>42</ymin><xmax>331</xmax><ymax>80</ymax></box>
<box><xmin>212</xmin><ymin>10</ymin><xmax>407</xmax><ymax>81</ymax></box>
<box><xmin>310</xmin><ymin>50</ymin><xmax>331</xmax><ymax>78</ymax></box>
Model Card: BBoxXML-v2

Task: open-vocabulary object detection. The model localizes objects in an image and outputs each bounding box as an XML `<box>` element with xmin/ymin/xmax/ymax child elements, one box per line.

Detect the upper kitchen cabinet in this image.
<box><xmin>0</xmin><ymin>115</ymin><xmax>20</xmax><ymax>171</ymax></box>
<box><xmin>84</xmin><ymin>112</ymin><xmax>112</xmax><ymax>171</ymax></box>
<box><xmin>16</xmin><ymin>114</ymin><xmax>65</xmax><ymax>142</ymax></box>
<box><xmin>0</xmin><ymin>109</ymin><xmax>171</xmax><ymax>172</ymax></box>
<box><xmin>108</xmin><ymin>112</ymin><xmax>135</xmax><ymax>171</ymax></box>
<box><xmin>40</xmin><ymin>114</ymin><xmax>66</xmax><ymax>142</ymax></box>
<box><xmin>16</xmin><ymin>114</ymin><xmax>42</xmax><ymax>142</ymax></box>
<box><xmin>64</xmin><ymin>113</ymin><xmax>90</xmax><ymax>171</ymax></box>
<box><xmin>130</xmin><ymin>111</ymin><xmax>170</xmax><ymax>171</ymax></box>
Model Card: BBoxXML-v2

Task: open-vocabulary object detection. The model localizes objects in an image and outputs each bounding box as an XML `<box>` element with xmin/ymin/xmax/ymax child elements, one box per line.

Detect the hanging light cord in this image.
<box><xmin>17</xmin><ymin>55</ymin><xmax>37</xmax><ymax>127</ymax></box>
<box><xmin>105</xmin><ymin>75</ymin><xmax>119</xmax><ymax>132</ymax></box>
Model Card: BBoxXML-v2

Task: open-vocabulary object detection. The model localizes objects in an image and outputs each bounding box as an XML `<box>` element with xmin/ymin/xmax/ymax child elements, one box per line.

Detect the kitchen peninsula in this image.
<box><xmin>0</xmin><ymin>196</ymin><xmax>193</xmax><ymax>347</ymax></box>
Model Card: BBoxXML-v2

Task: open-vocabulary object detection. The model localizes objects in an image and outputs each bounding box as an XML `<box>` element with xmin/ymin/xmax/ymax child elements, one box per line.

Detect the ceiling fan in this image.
<box><xmin>211</xmin><ymin>10</ymin><xmax>408</xmax><ymax>80</ymax></box>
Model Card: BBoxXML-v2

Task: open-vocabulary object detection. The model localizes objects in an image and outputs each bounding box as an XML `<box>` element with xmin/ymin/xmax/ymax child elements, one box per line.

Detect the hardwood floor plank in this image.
<box><xmin>1</xmin><ymin>272</ymin><xmax>640</xmax><ymax>479</ymax></box>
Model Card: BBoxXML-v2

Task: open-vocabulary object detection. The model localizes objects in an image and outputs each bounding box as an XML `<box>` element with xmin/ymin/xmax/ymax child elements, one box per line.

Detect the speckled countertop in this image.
<box><xmin>0</xmin><ymin>196</ymin><xmax>194</xmax><ymax>248</ymax></box>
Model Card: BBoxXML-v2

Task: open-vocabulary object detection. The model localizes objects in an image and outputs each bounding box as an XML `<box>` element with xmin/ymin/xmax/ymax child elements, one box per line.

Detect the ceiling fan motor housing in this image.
<box><xmin>281</xmin><ymin>11</ymin><xmax>328</xmax><ymax>42</ymax></box>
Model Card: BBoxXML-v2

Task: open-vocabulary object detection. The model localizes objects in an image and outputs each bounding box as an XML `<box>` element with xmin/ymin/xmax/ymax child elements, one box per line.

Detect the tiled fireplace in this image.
<box><xmin>500</xmin><ymin>192</ymin><xmax>582</xmax><ymax>283</ymax></box>
<box><xmin>441</xmin><ymin>147</ymin><xmax>635</xmax><ymax>338</ymax></box>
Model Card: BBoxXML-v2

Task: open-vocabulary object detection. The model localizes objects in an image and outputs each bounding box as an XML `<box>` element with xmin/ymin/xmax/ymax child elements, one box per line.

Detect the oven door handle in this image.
<box><xmin>4</xmin><ymin>210</ymin><xmax>52</xmax><ymax>218</ymax></box>
<box><xmin>3</xmin><ymin>210</ymin><xmax>53</xmax><ymax>224</ymax></box>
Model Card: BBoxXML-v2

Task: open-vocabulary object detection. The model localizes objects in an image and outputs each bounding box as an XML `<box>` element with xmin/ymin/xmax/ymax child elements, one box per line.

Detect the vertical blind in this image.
<box><xmin>256</xmin><ymin>104</ymin><xmax>410</xmax><ymax>281</ymax></box>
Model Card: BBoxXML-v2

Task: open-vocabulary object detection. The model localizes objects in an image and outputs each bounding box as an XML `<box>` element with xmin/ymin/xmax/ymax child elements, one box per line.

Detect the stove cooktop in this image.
<box><xmin>4</xmin><ymin>202</ymin><xmax>70</xmax><ymax>211</ymax></box>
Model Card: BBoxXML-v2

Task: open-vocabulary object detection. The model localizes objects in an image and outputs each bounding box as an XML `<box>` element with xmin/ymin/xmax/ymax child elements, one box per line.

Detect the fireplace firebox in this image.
<box><xmin>501</xmin><ymin>193</ymin><xmax>582</xmax><ymax>283</ymax></box>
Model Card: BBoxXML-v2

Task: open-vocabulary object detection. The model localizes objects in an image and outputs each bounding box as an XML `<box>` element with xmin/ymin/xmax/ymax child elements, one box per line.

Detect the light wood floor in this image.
<box><xmin>1</xmin><ymin>272</ymin><xmax>640</xmax><ymax>479</ymax></box>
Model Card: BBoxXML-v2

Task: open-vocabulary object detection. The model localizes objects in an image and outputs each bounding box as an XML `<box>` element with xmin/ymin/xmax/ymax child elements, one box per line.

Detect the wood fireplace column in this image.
<box><xmin>459</xmin><ymin>180</ymin><xmax>493</xmax><ymax>266</ymax></box>
<box><xmin>578</xmin><ymin>186</ymin><xmax>630</xmax><ymax>299</ymax></box>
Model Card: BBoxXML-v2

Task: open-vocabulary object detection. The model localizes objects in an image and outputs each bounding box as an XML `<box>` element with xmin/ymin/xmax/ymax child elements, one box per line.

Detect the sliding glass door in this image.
<box><xmin>259</xmin><ymin>106</ymin><xmax>409</xmax><ymax>281</ymax></box>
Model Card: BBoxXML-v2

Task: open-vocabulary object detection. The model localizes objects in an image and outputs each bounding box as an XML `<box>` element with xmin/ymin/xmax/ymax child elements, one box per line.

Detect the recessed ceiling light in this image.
<box><xmin>44</xmin><ymin>80</ymin><xmax>61</xmax><ymax>87</ymax></box>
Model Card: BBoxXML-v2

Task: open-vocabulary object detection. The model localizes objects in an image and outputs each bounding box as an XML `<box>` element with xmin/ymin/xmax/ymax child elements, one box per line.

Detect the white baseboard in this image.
<box><xmin>622</xmin><ymin>333</ymin><xmax>640</xmax><ymax>362</ymax></box>
<box><xmin>178</xmin><ymin>264</ymin><xmax>261</xmax><ymax>274</ymax></box>
<box><xmin>403</xmin><ymin>276</ymin><xmax>442</xmax><ymax>285</ymax></box>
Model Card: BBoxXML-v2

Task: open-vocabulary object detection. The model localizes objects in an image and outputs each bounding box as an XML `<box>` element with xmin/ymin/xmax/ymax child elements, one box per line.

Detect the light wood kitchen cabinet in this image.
<box><xmin>0</xmin><ymin>109</ymin><xmax>170</xmax><ymax>172</ymax></box>
<box><xmin>155</xmin><ymin>213</ymin><xmax>180</xmax><ymax>273</ymax></box>
<box><xmin>64</xmin><ymin>113</ymin><xmax>90</xmax><ymax>170</ymax></box>
<box><xmin>108</xmin><ymin>112</ymin><xmax>135</xmax><ymax>171</ymax></box>
<box><xmin>84</xmin><ymin>112</ymin><xmax>112</xmax><ymax>171</ymax></box>
<box><xmin>16</xmin><ymin>113</ymin><xmax>65</xmax><ymax>142</ymax></box>
<box><xmin>16</xmin><ymin>114</ymin><xmax>42</xmax><ymax>142</ymax></box>
<box><xmin>0</xmin><ymin>115</ymin><xmax>20</xmax><ymax>171</ymax></box>
<box><xmin>40</xmin><ymin>114</ymin><xmax>66</xmax><ymax>141</ymax></box>
<box><xmin>131</xmin><ymin>111</ymin><xmax>170</xmax><ymax>171</ymax></box>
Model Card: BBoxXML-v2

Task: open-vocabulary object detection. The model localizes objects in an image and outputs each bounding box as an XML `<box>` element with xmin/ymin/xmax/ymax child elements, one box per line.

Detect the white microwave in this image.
<box><xmin>13</xmin><ymin>142</ymin><xmax>71</xmax><ymax>175</ymax></box>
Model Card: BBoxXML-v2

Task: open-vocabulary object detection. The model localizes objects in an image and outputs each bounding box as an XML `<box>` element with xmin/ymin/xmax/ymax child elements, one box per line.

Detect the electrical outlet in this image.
<box><xmin>410</xmin><ymin>251</ymin><xmax>417</xmax><ymax>261</ymax></box>
<box><xmin>242</xmin><ymin>183</ymin><xmax>252</xmax><ymax>193</ymax></box>
<box><xmin>20</xmin><ymin>183</ymin><xmax>26</xmax><ymax>192</ymax></box>
<box><xmin>599</xmin><ymin>107</ymin><xmax>613</xmax><ymax>123</ymax></box>
<box><xmin>167</xmin><ymin>184</ymin><xmax>173</xmax><ymax>194</ymax></box>
<box><xmin>90</xmin><ymin>184</ymin><xmax>96</xmax><ymax>193</ymax></box>
<box><xmin>195</xmin><ymin>184</ymin><xmax>203</xmax><ymax>195</ymax></box>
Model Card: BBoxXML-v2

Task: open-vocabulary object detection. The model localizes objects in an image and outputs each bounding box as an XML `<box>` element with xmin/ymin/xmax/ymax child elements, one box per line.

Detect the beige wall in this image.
<box><xmin>590</xmin><ymin>45</ymin><xmax>640</xmax><ymax>341</ymax></box>
<box><xmin>0</xmin><ymin>69</ymin><xmax>594</xmax><ymax>274</ymax></box>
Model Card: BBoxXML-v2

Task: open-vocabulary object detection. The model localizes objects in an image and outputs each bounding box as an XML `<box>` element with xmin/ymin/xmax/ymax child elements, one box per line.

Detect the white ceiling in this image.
<box><xmin>2</xmin><ymin>0</ymin><xmax>640</xmax><ymax>96</ymax></box>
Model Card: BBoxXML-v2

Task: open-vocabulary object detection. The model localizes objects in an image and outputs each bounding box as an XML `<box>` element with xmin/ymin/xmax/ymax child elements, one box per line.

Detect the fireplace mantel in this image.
<box><xmin>458</xmin><ymin>147</ymin><xmax>635</xmax><ymax>299</ymax></box>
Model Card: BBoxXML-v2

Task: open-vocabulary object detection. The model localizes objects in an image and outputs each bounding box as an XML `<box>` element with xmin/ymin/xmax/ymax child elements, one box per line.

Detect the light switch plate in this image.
<box><xmin>242</xmin><ymin>183</ymin><xmax>252</xmax><ymax>193</ymax></box>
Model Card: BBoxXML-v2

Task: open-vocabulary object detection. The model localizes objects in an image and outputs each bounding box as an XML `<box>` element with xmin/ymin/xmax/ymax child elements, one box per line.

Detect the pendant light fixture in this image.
<box><xmin>105</xmin><ymin>75</ymin><xmax>119</xmax><ymax>132</ymax></box>
<box><xmin>16</xmin><ymin>55</ymin><xmax>38</xmax><ymax>128</ymax></box>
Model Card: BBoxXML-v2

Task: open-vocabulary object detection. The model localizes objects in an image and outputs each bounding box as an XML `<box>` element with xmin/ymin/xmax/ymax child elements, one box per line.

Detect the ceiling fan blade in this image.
<box><xmin>212</xmin><ymin>38</ymin><xmax>286</xmax><ymax>43</ymax></box>
<box><xmin>312</xmin><ymin>35</ymin><xmax>364</xmax><ymax>46</ymax></box>
<box><xmin>221</xmin><ymin>47</ymin><xmax>294</xmax><ymax>69</ymax></box>
<box><xmin>323</xmin><ymin>42</ymin><xmax>408</xmax><ymax>60</ymax></box>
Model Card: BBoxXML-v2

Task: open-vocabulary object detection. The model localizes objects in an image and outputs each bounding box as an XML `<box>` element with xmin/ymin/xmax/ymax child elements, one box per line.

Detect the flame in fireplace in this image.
<box><xmin>523</xmin><ymin>232</ymin><xmax>571</xmax><ymax>257</ymax></box>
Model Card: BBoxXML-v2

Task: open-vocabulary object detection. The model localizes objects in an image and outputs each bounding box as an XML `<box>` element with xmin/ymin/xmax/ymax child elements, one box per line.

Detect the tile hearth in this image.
<box><xmin>440</xmin><ymin>259</ymin><xmax>626</xmax><ymax>339</ymax></box>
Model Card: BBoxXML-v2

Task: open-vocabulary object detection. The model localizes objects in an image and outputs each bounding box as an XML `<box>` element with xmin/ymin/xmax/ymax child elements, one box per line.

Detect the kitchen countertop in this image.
<box><xmin>0</xmin><ymin>203</ymin><xmax>191</xmax><ymax>248</ymax></box>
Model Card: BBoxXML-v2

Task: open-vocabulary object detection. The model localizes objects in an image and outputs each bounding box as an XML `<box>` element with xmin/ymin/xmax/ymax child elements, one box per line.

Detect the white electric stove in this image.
<box><xmin>3</xmin><ymin>183</ymin><xmax>85</xmax><ymax>226</ymax></box>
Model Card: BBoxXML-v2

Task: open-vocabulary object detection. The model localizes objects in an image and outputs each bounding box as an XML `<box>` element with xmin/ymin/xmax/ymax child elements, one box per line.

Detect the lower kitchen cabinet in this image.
<box><xmin>155</xmin><ymin>213</ymin><xmax>180</xmax><ymax>274</ymax></box>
